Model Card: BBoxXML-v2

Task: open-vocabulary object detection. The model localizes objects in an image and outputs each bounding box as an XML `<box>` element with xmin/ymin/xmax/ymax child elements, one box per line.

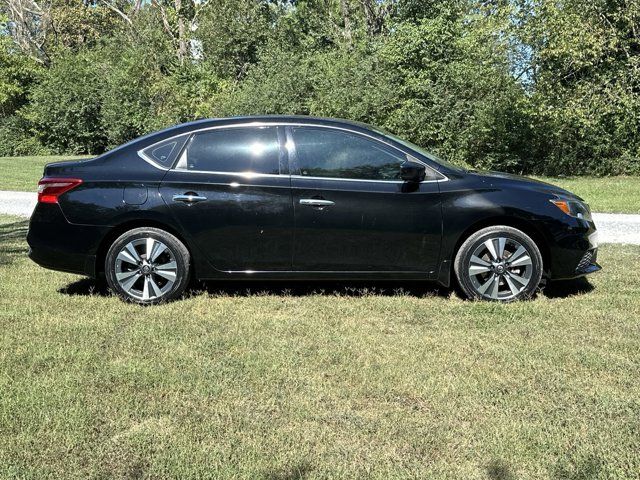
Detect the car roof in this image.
<box><xmin>99</xmin><ymin>115</ymin><xmax>387</xmax><ymax>161</ymax></box>
<box><xmin>160</xmin><ymin>115</ymin><xmax>377</xmax><ymax>134</ymax></box>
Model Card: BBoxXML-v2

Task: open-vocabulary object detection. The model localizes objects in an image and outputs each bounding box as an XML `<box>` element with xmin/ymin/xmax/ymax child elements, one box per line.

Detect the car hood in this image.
<box><xmin>468</xmin><ymin>170</ymin><xmax>582</xmax><ymax>201</ymax></box>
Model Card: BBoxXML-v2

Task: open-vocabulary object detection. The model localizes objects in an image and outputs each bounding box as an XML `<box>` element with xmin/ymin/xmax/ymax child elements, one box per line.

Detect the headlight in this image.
<box><xmin>550</xmin><ymin>198</ymin><xmax>592</xmax><ymax>221</ymax></box>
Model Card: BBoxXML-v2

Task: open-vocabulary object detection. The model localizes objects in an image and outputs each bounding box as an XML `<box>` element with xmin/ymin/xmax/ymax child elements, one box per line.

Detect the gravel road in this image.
<box><xmin>0</xmin><ymin>191</ymin><xmax>37</xmax><ymax>218</ymax></box>
<box><xmin>1</xmin><ymin>190</ymin><xmax>638</xmax><ymax>244</ymax></box>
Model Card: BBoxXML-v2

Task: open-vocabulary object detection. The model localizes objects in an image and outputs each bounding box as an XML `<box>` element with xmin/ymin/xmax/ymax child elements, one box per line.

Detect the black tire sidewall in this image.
<box><xmin>454</xmin><ymin>226</ymin><xmax>543</xmax><ymax>301</ymax></box>
<box><xmin>105</xmin><ymin>227</ymin><xmax>190</xmax><ymax>304</ymax></box>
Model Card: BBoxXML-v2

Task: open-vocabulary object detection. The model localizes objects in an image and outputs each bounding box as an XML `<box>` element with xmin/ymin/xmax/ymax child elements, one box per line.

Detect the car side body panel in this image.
<box><xmin>159</xmin><ymin>170</ymin><xmax>295</xmax><ymax>273</ymax></box>
<box><xmin>289</xmin><ymin>176</ymin><xmax>442</xmax><ymax>275</ymax></box>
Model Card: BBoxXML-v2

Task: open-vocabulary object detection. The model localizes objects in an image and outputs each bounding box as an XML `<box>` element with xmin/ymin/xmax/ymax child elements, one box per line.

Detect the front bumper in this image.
<box><xmin>574</xmin><ymin>248</ymin><xmax>602</xmax><ymax>276</ymax></box>
<box><xmin>549</xmin><ymin>222</ymin><xmax>601</xmax><ymax>280</ymax></box>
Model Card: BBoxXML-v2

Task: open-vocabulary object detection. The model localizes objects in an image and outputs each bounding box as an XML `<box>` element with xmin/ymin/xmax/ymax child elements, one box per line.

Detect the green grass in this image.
<box><xmin>0</xmin><ymin>155</ymin><xmax>91</xmax><ymax>192</ymax></box>
<box><xmin>1</xmin><ymin>155</ymin><xmax>639</xmax><ymax>213</ymax></box>
<box><xmin>1</xmin><ymin>214</ymin><xmax>639</xmax><ymax>479</ymax></box>
<box><xmin>535</xmin><ymin>176</ymin><xmax>640</xmax><ymax>214</ymax></box>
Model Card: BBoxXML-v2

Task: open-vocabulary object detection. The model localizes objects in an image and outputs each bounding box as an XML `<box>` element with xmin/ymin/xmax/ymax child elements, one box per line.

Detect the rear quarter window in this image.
<box><xmin>141</xmin><ymin>135</ymin><xmax>190</xmax><ymax>168</ymax></box>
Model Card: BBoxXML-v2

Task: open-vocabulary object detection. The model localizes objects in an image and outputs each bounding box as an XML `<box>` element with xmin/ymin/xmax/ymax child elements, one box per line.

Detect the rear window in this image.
<box><xmin>141</xmin><ymin>135</ymin><xmax>189</xmax><ymax>168</ymax></box>
<box><xmin>176</xmin><ymin>127</ymin><xmax>280</xmax><ymax>174</ymax></box>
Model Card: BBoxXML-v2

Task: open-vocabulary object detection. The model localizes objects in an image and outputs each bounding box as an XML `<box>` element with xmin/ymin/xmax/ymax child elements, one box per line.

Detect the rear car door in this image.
<box><xmin>287</xmin><ymin>126</ymin><xmax>443</xmax><ymax>274</ymax></box>
<box><xmin>158</xmin><ymin>125</ymin><xmax>294</xmax><ymax>272</ymax></box>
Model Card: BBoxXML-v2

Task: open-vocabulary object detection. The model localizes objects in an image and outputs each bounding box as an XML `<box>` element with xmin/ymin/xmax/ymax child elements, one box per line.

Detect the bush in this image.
<box><xmin>24</xmin><ymin>51</ymin><xmax>107</xmax><ymax>155</ymax></box>
<box><xmin>0</xmin><ymin>116</ymin><xmax>50</xmax><ymax>156</ymax></box>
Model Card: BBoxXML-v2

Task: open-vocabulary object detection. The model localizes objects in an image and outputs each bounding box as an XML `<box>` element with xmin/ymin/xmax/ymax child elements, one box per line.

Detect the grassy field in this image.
<box><xmin>535</xmin><ymin>176</ymin><xmax>640</xmax><ymax>214</ymax></box>
<box><xmin>0</xmin><ymin>155</ymin><xmax>90</xmax><ymax>192</ymax></box>
<box><xmin>1</xmin><ymin>155</ymin><xmax>639</xmax><ymax>213</ymax></box>
<box><xmin>1</xmin><ymin>213</ymin><xmax>639</xmax><ymax>479</ymax></box>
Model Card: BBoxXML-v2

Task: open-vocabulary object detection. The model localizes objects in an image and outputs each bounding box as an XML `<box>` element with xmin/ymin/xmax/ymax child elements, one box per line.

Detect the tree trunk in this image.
<box><xmin>340</xmin><ymin>0</ymin><xmax>352</xmax><ymax>46</ymax></box>
<box><xmin>176</xmin><ymin>0</ymin><xmax>188</xmax><ymax>64</ymax></box>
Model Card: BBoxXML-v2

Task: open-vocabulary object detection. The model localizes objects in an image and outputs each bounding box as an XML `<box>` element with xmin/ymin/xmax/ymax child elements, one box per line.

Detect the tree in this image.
<box><xmin>520</xmin><ymin>0</ymin><xmax>640</xmax><ymax>174</ymax></box>
<box><xmin>0</xmin><ymin>0</ymin><xmax>636</xmax><ymax>175</ymax></box>
<box><xmin>24</xmin><ymin>49</ymin><xmax>107</xmax><ymax>154</ymax></box>
<box><xmin>1</xmin><ymin>0</ymin><xmax>51</xmax><ymax>65</ymax></box>
<box><xmin>0</xmin><ymin>15</ymin><xmax>39</xmax><ymax>116</ymax></box>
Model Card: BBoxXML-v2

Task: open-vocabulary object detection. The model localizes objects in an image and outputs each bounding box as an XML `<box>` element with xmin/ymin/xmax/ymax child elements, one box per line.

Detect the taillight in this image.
<box><xmin>37</xmin><ymin>177</ymin><xmax>83</xmax><ymax>204</ymax></box>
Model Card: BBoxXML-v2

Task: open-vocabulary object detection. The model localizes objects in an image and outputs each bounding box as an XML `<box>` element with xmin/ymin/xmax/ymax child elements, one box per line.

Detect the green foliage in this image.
<box><xmin>23</xmin><ymin>50</ymin><xmax>106</xmax><ymax>154</ymax></box>
<box><xmin>216</xmin><ymin>45</ymin><xmax>315</xmax><ymax>116</ymax></box>
<box><xmin>0</xmin><ymin>0</ymin><xmax>639</xmax><ymax>175</ymax></box>
<box><xmin>0</xmin><ymin>20</ymin><xmax>40</xmax><ymax>117</ymax></box>
<box><xmin>0</xmin><ymin>115</ymin><xmax>50</xmax><ymax>156</ymax></box>
<box><xmin>308</xmin><ymin>47</ymin><xmax>397</xmax><ymax>125</ymax></box>
<box><xmin>370</xmin><ymin>5</ymin><xmax>531</xmax><ymax>173</ymax></box>
<box><xmin>97</xmin><ymin>18</ymin><xmax>177</xmax><ymax>148</ymax></box>
<box><xmin>47</xmin><ymin>0</ymin><xmax>124</xmax><ymax>53</ymax></box>
<box><xmin>196</xmin><ymin>0</ymin><xmax>278</xmax><ymax>78</ymax></box>
<box><xmin>523</xmin><ymin>0</ymin><xmax>640</xmax><ymax>175</ymax></box>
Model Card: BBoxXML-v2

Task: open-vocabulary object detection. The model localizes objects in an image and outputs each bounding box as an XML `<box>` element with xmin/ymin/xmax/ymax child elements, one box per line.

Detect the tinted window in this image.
<box><xmin>292</xmin><ymin>127</ymin><xmax>406</xmax><ymax>180</ymax></box>
<box><xmin>177</xmin><ymin>127</ymin><xmax>280</xmax><ymax>174</ymax></box>
<box><xmin>142</xmin><ymin>135</ymin><xmax>189</xmax><ymax>168</ymax></box>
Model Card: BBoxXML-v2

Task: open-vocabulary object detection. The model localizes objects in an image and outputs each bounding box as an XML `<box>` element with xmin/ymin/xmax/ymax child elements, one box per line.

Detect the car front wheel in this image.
<box><xmin>105</xmin><ymin>227</ymin><xmax>190</xmax><ymax>304</ymax></box>
<box><xmin>454</xmin><ymin>225</ymin><xmax>543</xmax><ymax>301</ymax></box>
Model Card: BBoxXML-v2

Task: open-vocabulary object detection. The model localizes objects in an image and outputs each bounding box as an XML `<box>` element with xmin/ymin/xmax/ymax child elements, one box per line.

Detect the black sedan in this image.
<box><xmin>27</xmin><ymin>116</ymin><xmax>600</xmax><ymax>304</ymax></box>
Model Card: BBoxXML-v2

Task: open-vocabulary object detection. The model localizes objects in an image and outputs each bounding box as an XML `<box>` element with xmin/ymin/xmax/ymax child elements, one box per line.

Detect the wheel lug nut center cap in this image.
<box><xmin>495</xmin><ymin>265</ymin><xmax>505</xmax><ymax>274</ymax></box>
<box><xmin>141</xmin><ymin>265</ymin><xmax>152</xmax><ymax>275</ymax></box>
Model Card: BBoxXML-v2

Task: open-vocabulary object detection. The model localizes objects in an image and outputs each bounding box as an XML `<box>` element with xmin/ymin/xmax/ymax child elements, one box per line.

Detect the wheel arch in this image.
<box><xmin>453</xmin><ymin>216</ymin><xmax>551</xmax><ymax>272</ymax></box>
<box><xmin>95</xmin><ymin>219</ymin><xmax>196</xmax><ymax>278</ymax></box>
<box><xmin>438</xmin><ymin>215</ymin><xmax>552</xmax><ymax>288</ymax></box>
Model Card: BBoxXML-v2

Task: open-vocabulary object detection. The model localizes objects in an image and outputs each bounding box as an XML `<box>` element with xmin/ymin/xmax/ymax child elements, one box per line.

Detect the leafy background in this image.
<box><xmin>1</xmin><ymin>0</ymin><xmax>639</xmax><ymax>175</ymax></box>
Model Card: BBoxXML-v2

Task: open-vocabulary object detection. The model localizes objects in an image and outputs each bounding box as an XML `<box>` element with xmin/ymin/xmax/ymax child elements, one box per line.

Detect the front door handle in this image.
<box><xmin>299</xmin><ymin>199</ymin><xmax>335</xmax><ymax>207</ymax></box>
<box><xmin>173</xmin><ymin>193</ymin><xmax>207</xmax><ymax>204</ymax></box>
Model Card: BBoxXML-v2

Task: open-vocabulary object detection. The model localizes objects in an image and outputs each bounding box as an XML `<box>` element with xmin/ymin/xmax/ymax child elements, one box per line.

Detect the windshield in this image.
<box><xmin>373</xmin><ymin>127</ymin><xmax>465</xmax><ymax>172</ymax></box>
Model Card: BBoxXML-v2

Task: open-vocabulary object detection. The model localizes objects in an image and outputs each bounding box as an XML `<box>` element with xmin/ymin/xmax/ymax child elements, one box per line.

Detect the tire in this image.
<box><xmin>105</xmin><ymin>227</ymin><xmax>190</xmax><ymax>305</ymax></box>
<box><xmin>454</xmin><ymin>225</ymin><xmax>543</xmax><ymax>302</ymax></box>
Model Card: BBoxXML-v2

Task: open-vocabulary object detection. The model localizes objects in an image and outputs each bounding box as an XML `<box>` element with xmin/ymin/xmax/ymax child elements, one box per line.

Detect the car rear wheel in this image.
<box><xmin>454</xmin><ymin>225</ymin><xmax>543</xmax><ymax>301</ymax></box>
<box><xmin>105</xmin><ymin>227</ymin><xmax>190</xmax><ymax>304</ymax></box>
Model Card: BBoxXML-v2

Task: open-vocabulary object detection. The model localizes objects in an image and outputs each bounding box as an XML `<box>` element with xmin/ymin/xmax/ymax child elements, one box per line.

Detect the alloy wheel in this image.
<box><xmin>114</xmin><ymin>237</ymin><xmax>178</xmax><ymax>301</ymax></box>
<box><xmin>467</xmin><ymin>236</ymin><xmax>534</xmax><ymax>300</ymax></box>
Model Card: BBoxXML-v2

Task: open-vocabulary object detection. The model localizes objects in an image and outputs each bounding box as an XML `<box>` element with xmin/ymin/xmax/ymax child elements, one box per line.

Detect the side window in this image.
<box><xmin>291</xmin><ymin>127</ymin><xmax>407</xmax><ymax>180</ymax></box>
<box><xmin>141</xmin><ymin>134</ymin><xmax>189</xmax><ymax>168</ymax></box>
<box><xmin>177</xmin><ymin>127</ymin><xmax>280</xmax><ymax>174</ymax></box>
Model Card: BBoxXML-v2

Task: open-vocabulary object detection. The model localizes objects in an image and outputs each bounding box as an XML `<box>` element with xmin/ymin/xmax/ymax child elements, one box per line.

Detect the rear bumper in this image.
<box><xmin>28</xmin><ymin>245</ymin><xmax>97</xmax><ymax>277</ymax></box>
<box><xmin>27</xmin><ymin>203</ymin><xmax>108</xmax><ymax>277</ymax></box>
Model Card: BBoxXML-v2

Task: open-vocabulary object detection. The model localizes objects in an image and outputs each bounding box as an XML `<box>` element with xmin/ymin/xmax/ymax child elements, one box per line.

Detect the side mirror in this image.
<box><xmin>400</xmin><ymin>161</ymin><xmax>426</xmax><ymax>183</ymax></box>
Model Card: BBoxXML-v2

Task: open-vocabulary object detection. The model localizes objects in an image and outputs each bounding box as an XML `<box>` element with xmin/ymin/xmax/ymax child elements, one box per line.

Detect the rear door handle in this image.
<box><xmin>172</xmin><ymin>193</ymin><xmax>207</xmax><ymax>204</ymax></box>
<box><xmin>299</xmin><ymin>199</ymin><xmax>335</xmax><ymax>207</ymax></box>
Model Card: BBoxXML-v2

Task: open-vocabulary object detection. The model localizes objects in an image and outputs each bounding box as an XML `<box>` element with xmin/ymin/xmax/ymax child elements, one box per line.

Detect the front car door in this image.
<box><xmin>158</xmin><ymin>125</ymin><xmax>294</xmax><ymax>273</ymax></box>
<box><xmin>287</xmin><ymin>126</ymin><xmax>443</xmax><ymax>275</ymax></box>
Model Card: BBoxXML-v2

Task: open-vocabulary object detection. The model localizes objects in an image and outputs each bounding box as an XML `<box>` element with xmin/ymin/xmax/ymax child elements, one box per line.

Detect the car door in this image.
<box><xmin>287</xmin><ymin>126</ymin><xmax>443</xmax><ymax>274</ymax></box>
<box><xmin>159</xmin><ymin>125</ymin><xmax>294</xmax><ymax>272</ymax></box>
